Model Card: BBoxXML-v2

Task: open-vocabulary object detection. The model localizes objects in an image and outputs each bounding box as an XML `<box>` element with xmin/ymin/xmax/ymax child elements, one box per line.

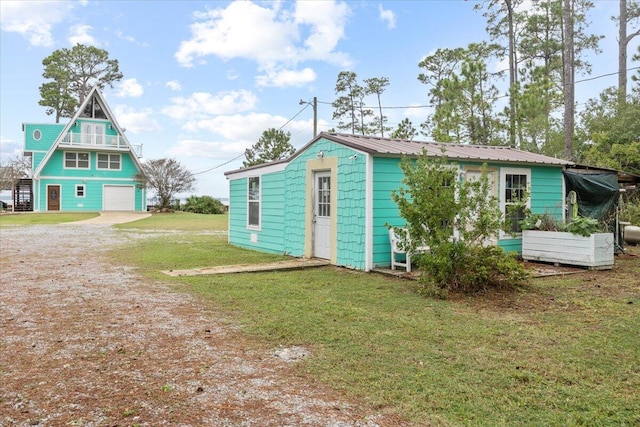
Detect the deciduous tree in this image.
<box><xmin>134</xmin><ymin>158</ymin><xmax>195</xmax><ymax>211</ymax></box>
<box><xmin>0</xmin><ymin>155</ymin><xmax>33</xmax><ymax>212</ymax></box>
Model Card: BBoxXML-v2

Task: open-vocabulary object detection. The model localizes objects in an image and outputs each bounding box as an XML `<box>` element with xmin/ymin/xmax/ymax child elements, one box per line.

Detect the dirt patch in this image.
<box><xmin>0</xmin><ymin>224</ymin><xmax>406</xmax><ymax>426</ymax></box>
<box><xmin>450</xmin><ymin>247</ymin><xmax>640</xmax><ymax>315</ymax></box>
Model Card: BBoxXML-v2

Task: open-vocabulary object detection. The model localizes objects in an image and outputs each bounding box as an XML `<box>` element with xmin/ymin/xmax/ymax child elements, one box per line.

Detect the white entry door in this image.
<box><xmin>313</xmin><ymin>171</ymin><xmax>331</xmax><ymax>259</ymax></box>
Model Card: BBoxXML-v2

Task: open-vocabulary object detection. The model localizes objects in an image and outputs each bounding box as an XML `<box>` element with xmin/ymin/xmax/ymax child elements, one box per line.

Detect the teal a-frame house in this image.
<box><xmin>22</xmin><ymin>87</ymin><xmax>146</xmax><ymax>212</ymax></box>
<box><xmin>225</xmin><ymin>133</ymin><xmax>573</xmax><ymax>271</ymax></box>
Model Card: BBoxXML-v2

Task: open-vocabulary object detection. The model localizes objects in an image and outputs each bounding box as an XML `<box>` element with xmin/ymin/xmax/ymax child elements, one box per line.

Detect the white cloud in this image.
<box><xmin>0</xmin><ymin>0</ymin><xmax>77</xmax><ymax>47</ymax></box>
<box><xmin>255</xmin><ymin>67</ymin><xmax>317</xmax><ymax>87</ymax></box>
<box><xmin>292</xmin><ymin>1</ymin><xmax>351</xmax><ymax>63</ymax></box>
<box><xmin>113</xmin><ymin>29</ymin><xmax>149</xmax><ymax>47</ymax></box>
<box><xmin>68</xmin><ymin>24</ymin><xmax>96</xmax><ymax>46</ymax></box>
<box><xmin>378</xmin><ymin>4</ymin><xmax>396</xmax><ymax>29</ymax></box>
<box><xmin>116</xmin><ymin>78</ymin><xmax>144</xmax><ymax>98</ymax></box>
<box><xmin>112</xmin><ymin>105</ymin><xmax>162</xmax><ymax>133</ymax></box>
<box><xmin>167</xmin><ymin>139</ymin><xmax>242</xmax><ymax>160</ymax></box>
<box><xmin>182</xmin><ymin>112</ymin><xmax>288</xmax><ymax>139</ymax></box>
<box><xmin>174</xmin><ymin>0</ymin><xmax>352</xmax><ymax>83</ymax></box>
<box><xmin>175</xmin><ymin>1</ymin><xmax>296</xmax><ymax>67</ymax></box>
<box><xmin>162</xmin><ymin>90</ymin><xmax>258</xmax><ymax>121</ymax></box>
<box><xmin>165</xmin><ymin>80</ymin><xmax>182</xmax><ymax>91</ymax></box>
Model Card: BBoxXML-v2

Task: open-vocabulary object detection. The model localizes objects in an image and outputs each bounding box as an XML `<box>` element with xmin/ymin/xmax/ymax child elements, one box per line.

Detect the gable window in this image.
<box><xmin>33</xmin><ymin>129</ymin><xmax>42</xmax><ymax>141</ymax></box>
<box><xmin>97</xmin><ymin>153</ymin><xmax>121</xmax><ymax>170</ymax></box>
<box><xmin>75</xmin><ymin>184</ymin><xmax>85</xmax><ymax>198</ymax></box>
<box><xmin>500</xmin><ymin>168</ymin><xmax>530</xmax><ymax>236</ymax></box>
<box><xmin>80</xmin><ymin>96</ymin><xmax>108</xmax><ymax>119</ymax></box>
<box><xmin>247</xmin><ymin>176</ymin><xmax>261</xmax><ymax>229</ymax></box>
<box><xmin>65</xmin><ymin>152</ymin><xmax>90</xmax><ymax>169</ymax></box>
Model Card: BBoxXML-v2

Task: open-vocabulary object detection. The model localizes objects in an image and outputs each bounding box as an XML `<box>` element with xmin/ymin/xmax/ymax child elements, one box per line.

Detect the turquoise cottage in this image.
<box><xmin>225</xmin><ymin>133</ymin><xmax>573</xmax><ymax>271</ymax></box>
<box><xmin>21</xmin><ymin>87</ymin><xmax>146</xmax><ymax>212</ymax></box>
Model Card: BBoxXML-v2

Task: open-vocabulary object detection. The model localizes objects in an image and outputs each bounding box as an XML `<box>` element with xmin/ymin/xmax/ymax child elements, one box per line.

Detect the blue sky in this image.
<box><xmin>1</xmin><ymin>0</ymin><xmax>636</xmax><ymax>198</ymax></box>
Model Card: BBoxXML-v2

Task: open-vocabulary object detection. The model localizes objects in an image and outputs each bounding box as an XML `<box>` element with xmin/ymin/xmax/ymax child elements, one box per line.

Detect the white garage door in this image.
<box><xmin>103</xmin><ymin>185</ymin><xmax>135</xmax><ymax>211</ymax></box>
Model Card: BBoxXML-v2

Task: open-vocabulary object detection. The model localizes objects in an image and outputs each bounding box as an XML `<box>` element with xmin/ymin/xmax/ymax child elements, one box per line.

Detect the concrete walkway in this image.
<box><xmin>163</xmin><ymin>258</ymin><xmax>330</xmax><ymax>277</ymax></box>
<box><xmin>73</xmin><ymin>211</ymin><xmax>152</xmax><ymax>225</ymax></box>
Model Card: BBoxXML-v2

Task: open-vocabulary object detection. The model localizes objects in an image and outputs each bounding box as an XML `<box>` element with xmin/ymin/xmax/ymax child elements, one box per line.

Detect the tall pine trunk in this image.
<box><xmin>563</xmin><ymin>0</ymin><xmax>575</xmax><ymax>161</ymax></box>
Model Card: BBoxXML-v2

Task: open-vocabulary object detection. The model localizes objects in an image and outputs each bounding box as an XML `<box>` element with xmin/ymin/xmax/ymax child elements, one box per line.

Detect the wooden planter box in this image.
<box><xmin>521</xmin><ymin>230</ymin><xmax>614</xmax><ymax>269</ymax></box>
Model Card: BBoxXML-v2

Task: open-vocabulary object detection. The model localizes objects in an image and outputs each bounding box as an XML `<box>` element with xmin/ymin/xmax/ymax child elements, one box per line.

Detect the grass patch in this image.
<box><xmin>112</xmin><ymin>233</ymin><xmax>289</xmax><ymax>274</ymax></box>
<box><xmin>107</xmin><ymin>214</ymin><xmax>640</xmax><ymax>426</ymax></box>
<box><xmin>0</xmin><ymin>212</ymin><xmax>98</xmax><ymax>226</ymax></box>
<box><xmin>177</xmin><ymin>265</ymin><xmax>640</xmax><ymax>426</ymax></box>
<box><xmin>115</xmin><ymin>211</ymin><xmax>228</xmax><ymax>231</ymax></box>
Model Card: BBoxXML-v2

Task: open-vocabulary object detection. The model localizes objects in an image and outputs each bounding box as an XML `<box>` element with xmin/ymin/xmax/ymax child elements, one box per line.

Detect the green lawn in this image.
<box><xmin>0</xmin><ymin>212</ymin><xmax>98</xmax><ymax>226</ymax></box>
<box><xmin>115</xmin><ymin>211</ymin><xmax>229</xmax><ymax>231</ymax></box>
<box><xmin>107</xmin><ymin>213</ymin><xmax>640</xmax><ymax>426</ymax></box>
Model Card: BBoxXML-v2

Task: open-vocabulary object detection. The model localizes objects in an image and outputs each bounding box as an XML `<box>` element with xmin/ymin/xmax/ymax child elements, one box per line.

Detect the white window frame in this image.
<box><xmin>96</xmin><ymin>153</ymin><xmax>121</xmax><ymax>171</ymax></box>
<box><xmin>499</xmin><ymin>167</ymin><xmax>531</xmax><ymax>239</ymax></box>
<box><xmin>247</xmin><ymin>176</ymin><xmax>261</xmax><ymax>230</ymax></box>
<box><xmin>81</xmin><ymin>122</ymin><xmax>105</xmax><ymax>145</ymax></box>
<box><xmin>64</xmin><ymin>151</ymin><xmax>90</xmax><ymax>169</ymax></box>
<box><xmin>75</xmin><ymin>184</ymin><xmax>86</xmax><ymax>198</ymax></box>
<box><xmin>33</xmin><ymin>129</ymin><xmax>42</xmax><ymax>141</ymax></box>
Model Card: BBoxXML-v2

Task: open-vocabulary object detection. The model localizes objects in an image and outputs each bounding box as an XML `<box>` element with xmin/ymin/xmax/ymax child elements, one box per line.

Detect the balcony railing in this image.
<box><xmin>60</xmin><ymin>132</ymin><xmax>143</xmax><ymax>157</ymax></box>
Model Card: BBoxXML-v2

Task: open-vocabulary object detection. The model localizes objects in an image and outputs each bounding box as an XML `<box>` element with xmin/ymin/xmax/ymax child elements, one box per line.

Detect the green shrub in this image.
<box><xmin>417</xmin><ymin>242</ymin><xmax>528</xmax><ymax>298</ymax></box>
<box><xmin>391</xmin><ymin>153</ymin><xmax>529</xmax><ymax>298</ymax></box>
<box><xmin>182</xmin><ymin>195</ymin><xmax>226</xmax><ymax>214</ymax></box>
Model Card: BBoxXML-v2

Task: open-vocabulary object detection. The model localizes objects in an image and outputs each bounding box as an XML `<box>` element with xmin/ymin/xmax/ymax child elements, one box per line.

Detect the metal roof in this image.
<box><xmin>320</xmin><ymin>133</ymin><xmax>574</xmax><ymax>166</ymax></box>
<box><xmin>225</xmin><ymin>132</ymin><xmax>574</xmax><ymax>176</ymax></box>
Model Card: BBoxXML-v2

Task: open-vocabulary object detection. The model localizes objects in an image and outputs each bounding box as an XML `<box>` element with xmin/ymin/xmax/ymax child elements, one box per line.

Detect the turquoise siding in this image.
<box><xmin>37</xmin><ymin>178</ymin><xmax>144</xmax><ymax>211</ymax></box>
<box><xmin>23</xmin><ymin>91</ymin><xmax>145</xmax><ymax>212</ymax></box>
<box><xmin>34</xmin><ymin>149</ymin><xmax>143</xmax><ymax>212</ymax></box>
<box><xmin>228</xmin><ymin>178</ymin><xmax>248</xmax><ymax>243</ymax></box>
<box><xmin>32</xmin><ymin>152</ymin><xmax>48</xmax><ymax>170</ymax></box>
<box><xmin>40</xmin><ymin>150</ymin><xmax>139</xmax><ymax>178</ymax></box>
<box><xmin>371</xmin><ymin>157</ymin><xmax>406</xmax><ymax>267</ymax></box>
<box><xmin>371</xmin><ymin>159</ymin><xmax>566</xmax><ymax>265</ymax></box>
<box><xmin>24</xmin><ymin>123</ymin><xmax>64</xmax><ymax>169</ymax></box>
<box><xmin>228</xmin><ymin>173</ymin><xmax>286</xmax><ymax>255</ymax></box>
<box><xmin>283</xmin><ymin>138</ymin><xmax>366</xmax><ymax>268</ymax></box>
<box><xmin>228</xmin><ymin>139</ymin><xmax>567</xmax><ymax>270</ymax></box>
<box><xmin>530</xmin><ymin>167</ymin><xmax>565</xmax><ymax>216</ymax></box>
<box><xmin>335</xmin><ymin>152</ymin><xmax>366</xmax><ymax>269</ymax></box>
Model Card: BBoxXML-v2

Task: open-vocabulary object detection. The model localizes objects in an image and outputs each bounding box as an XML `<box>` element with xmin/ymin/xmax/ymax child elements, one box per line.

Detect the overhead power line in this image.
<box><xmin>190</xmin><ymin>102</ymin><xmax>312</xmax><ymax>176</ymax></box>
<box><xmin>192</xmin><ymin>66</ymin><xmax>640</xmax><ymax>175</ymax></box>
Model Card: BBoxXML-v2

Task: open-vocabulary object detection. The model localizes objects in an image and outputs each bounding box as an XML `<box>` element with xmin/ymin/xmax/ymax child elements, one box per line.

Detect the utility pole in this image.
<box><xmin>312</xmin><ymin>96</ymin><xmax>317</xmax><ymax>137</ymax></box>
<box><xmin>300</xmin><ymin>97</ymin><xmax>318</xmax><ymax>137</ymax></box>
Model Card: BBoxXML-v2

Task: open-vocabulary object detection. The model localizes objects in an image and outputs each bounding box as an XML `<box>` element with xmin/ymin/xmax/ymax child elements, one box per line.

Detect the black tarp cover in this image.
<box><xmin>563</xmin><ymin>170</ymin><xmax>618</xmax><ymax>220</ymax></box>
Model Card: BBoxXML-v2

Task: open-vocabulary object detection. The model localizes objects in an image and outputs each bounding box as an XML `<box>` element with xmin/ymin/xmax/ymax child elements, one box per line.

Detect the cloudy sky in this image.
<box><xmin>0</xmin><ymin>0</ymin><xmax>635</xmax><ymax>198</ymax></box>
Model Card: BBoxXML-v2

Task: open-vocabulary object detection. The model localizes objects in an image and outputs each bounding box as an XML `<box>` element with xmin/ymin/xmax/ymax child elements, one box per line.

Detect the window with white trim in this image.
<box><xmin>64</xmin><ymin>152</ymin><xmax>90</xmax><ymax>169</ymax></box>
<box><xmin>500</xmin><ymin>168</ymin><xmax>530</xmax><ymax>236</ymax></box>
<box><xmin>247</xmin><ymin>176</ymin><xmax>261</xmax><ymax>228</ymax></box>
<box><xmin>97</xmin><ymin>153</ymin><xmax>121</xmax><ymax>170</ymax></box>
<box><xmin>81</xmin><ymin>123</ymin><xmax>105</xmax><ymax>145</ymax></box>
<box><xmin>75</xmin><ymin>184</ymin><xmax>85</xmax><ymax>198</ymax></box>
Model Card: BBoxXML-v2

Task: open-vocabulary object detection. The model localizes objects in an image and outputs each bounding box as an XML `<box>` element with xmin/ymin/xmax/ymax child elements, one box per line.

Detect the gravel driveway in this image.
<box><xmin>0</xmin><ymin>223</ymin><xmax>404</xmax><ymax>426</ymax></box>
